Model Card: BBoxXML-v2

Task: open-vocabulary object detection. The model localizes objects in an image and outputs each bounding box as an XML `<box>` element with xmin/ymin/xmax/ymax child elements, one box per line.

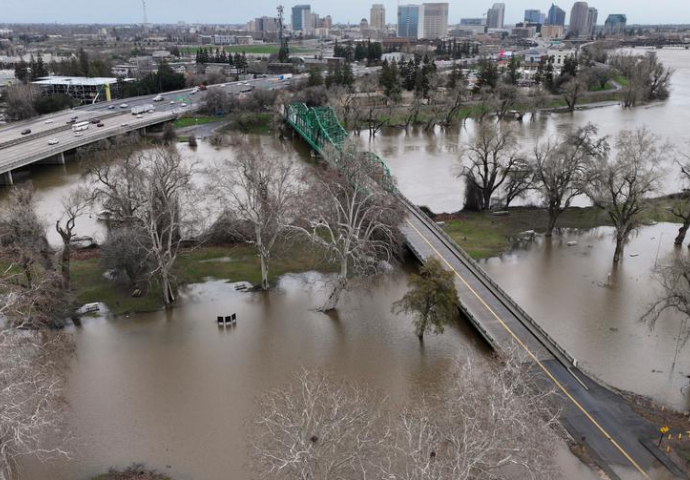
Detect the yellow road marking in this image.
<box><xmin>405</xmin><ymin>218</ymin><xmax>650</xmax><ymax>479</ymax></box>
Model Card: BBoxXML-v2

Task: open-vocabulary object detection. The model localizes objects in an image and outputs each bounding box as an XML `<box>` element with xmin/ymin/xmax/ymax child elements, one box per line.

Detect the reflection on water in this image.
<box><xmin>22</xmin><ymin>271</ymin><xmax>492</xmax><ymax>480</ymax></box>
<box><xmin>358</xmin><ymin>49</ymin><xmax>690</xmax><ymax>213</ymax></box>
<box><xmin>482</xmin><ymin>223</ymin><xmax>690</xmax><ymax>409</ymax></box>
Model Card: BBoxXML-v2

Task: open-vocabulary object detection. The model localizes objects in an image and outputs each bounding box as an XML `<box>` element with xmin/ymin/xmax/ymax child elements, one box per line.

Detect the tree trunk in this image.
<box><xmin>675</xmin><ymin>218</ymin><xmax>690</xmax><ymax>246</ymax></box>
<box><xmin>545</xmin><ymin>210</ymin><xmax>558</xmax><ymax>237</ymax></box>
<box><xmin>417</xmin><ymin>316</ymin><xmax>427</xmax><ymax>340</ymax></box>
<box><xmin>162</xmin><ymin>274</ymin><xmax>176</xmax><ymax>306</ymax></box>
<box><xmin>321</xmin><ymin>275</ymin><xmax>347</xmax><ymax>312</ymax></box>
<box><xmin>482</xmin><ymin>189</ymin><xmax>492</xmax><ymax>211</ymax></box>
<box><xmin>61</xmin><ymin>245</ymin><xmax>71</xmax><ymax>290</ymax></box>
<box><xmin>613</xmin><ymin>232</ymin><xmax>626</xmax><ymax>263</ymax></box>
<box><xmin>260</xmin><ymin>251</ymin><xmax>270</xmax><ymax>291</ymax></box>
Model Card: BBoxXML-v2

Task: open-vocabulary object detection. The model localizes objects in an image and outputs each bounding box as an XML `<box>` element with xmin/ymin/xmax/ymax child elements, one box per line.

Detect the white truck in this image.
<box><xmin>131</xmin><ymin>104</ymin><xmax>154</xmax><ymax>115</ymax></box>
<box><xmin>278</xmin><ymin>74</ymin><xmax>293</xmax><ymax>81</ymax></box>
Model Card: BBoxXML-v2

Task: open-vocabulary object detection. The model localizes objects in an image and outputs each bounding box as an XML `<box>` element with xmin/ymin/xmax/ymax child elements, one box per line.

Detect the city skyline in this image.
<box><xmin>1</xmin><ymin>0</ymin><xmax>688</xmax><ymax>25</ymax></box>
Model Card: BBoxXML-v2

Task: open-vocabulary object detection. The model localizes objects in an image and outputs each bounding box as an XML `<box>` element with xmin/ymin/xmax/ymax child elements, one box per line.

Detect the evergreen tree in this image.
<box><xmin>14</xmin><ymin>60</ymin><xmax>29</xmax><ymax>84</ymax></box>
<box><xmin>34</xmin><ymin>53</ymin><xmax>48</xmax><ymax>78</ymax></box>
<box><xmin>476</xmin><ymin>57</ymin><xmax>498</xmax><ymax>89</ymax></box>
<box><xmin>78</xmin><ymin>48</ymin><xmax>90</xmax><ymax>77</ymax></box>
<box><xmin>506</xmin><ymin>56</ymin><xmax>521</xmax><ymax>85</ymax></box>
<box><xmin>392</xmin><ymin>258</ymin><xmax>458</xmax><ymax>340</ymax></box>
<box><xmin>379</xmin><ymin>60</ymin><xmax>402</xmax><ymax>101</ymax></box>
<box><xmin>307</xmin><ymin>67</ymin><xmax>324</xmax><ymax>87</ymax></box>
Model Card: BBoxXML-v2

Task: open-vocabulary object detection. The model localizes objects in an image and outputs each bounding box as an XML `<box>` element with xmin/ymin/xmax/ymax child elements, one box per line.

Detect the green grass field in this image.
<box><xmin>173</xmin><ymin>115</ymin><xmax>221</xmax><ymax>128</ymax></box>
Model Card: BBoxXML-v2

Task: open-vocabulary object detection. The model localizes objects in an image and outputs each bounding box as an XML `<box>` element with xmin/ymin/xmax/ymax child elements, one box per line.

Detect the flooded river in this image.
<box><xmin>5</xmin><ymin>48</ymin><xmax>690</xmax><ymax>480</ymax></box>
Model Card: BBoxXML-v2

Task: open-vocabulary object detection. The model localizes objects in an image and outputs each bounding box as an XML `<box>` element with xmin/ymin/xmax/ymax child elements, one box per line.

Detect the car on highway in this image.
<box><xmin>66</xmin><ymin>119</ymin><xmax>76</xmax><ymax>124</ymax></box>
<box><xmin>70</xmin><ymin>115</ymin><xmax>78</xmax><ymax>121</ymax></box>
<box><xmin>21</xmin><ymin>128</ymin><xmax>31</xmax><ymax>135</ymax></box>
<box><xmin>153</xmin><ymin>95</ymin><xmax>164</xmax><ymax>102</ymax></box>
<box><xmin>108</xmin><ymin>105</ymin><xmax>115</xmax><ymax>110</ymax></box>
<box><xmin>170</xmin><ymin>100</ymin><xmax>176</xmax><ymax>104</ymax></box>
<box><xmin>48</xmin><ymin>138</ymin><xmax>59</xmax><ymax>145</ymax></box>
<box><xmin>89</xmin><ymin>118</ymin><xmax>101</xmax><ymax>124</ymax></box>
<box><xmin>44</xmin><ymin>119</ymin><xmax>53</xmax><ymax>124</ymax></box>
<box><xmin>136</xmin><ymin>114</ymin><xmax>143</xmax><ymax>119</ymax></box>
<box><xmin>120</xmin><ymin>103</ymin><xmax>128</xmax><ymax>108</ymax></box>
<box><xmin>180</xmin><ymin>103</ymin><xmax>188</xmax><ymax>107</ymax></box>
<box><xmin>120</xmin><ymin>122</ymin><xmax>129</xmax><ymax>127</ymax></box>
<box><xmin>74</xmin><ymin>132</ymin><xmax>83</xmax><ymax>137</ymax></box>
<box><xmin>221</xmin><ymin>84</ymin><xmax>226</xmax><ymax>87</ymax></box>
<box><xmin>97</xmin><ymin>123</ymin><xmax>104</xmax><ymax>127</ymax></box>
<box><xmin>190</xmin><ymin>87</ymin><xmax>199</xmax><ymax>95</ymax></box>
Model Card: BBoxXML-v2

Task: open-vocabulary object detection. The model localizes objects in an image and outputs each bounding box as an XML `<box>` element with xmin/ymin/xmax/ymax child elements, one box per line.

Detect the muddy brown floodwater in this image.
<box><xmin>6</xmin><ymin>47</ymin><xmax>690</xmax><ymax>480</ymax></box>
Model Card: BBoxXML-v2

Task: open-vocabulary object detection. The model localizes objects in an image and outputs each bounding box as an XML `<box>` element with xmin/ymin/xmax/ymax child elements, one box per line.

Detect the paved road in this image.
<box><xmin>401</xmin><ymin>202</ymin><xmax>677</xmax><ymax>480</ymax></box>
<box><xmin>0</xmin><ymin>74</ymin><xmax>302</xmax><ymax>177</ymax></box>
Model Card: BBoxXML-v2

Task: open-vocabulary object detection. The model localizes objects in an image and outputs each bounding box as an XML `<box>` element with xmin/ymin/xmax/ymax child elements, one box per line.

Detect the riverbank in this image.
<box><xmin>435</xmin><ymin>194</ymin><xmax>687</xmax><ymax>259</ymax></box>
<box><xmin>91</xmin><ymin>465</ymin><xmax>171</xmax><ymax>480</ymax></box>
<box><xmin>71</xmin><ymin>242</ymin><xmax>335</xmax><ymax>316</ymax></box>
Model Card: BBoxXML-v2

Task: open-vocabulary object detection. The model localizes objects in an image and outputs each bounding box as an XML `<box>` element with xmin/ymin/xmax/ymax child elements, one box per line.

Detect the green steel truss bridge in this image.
<box><xmin>284</xmin><ymin>102</ymin><xmax>674</xmax><ymax>480</ymax></box>
<box><xmin>286</xmin><ymin>103</ymin><xmax>395</xmax><ymax>191</ymax></box>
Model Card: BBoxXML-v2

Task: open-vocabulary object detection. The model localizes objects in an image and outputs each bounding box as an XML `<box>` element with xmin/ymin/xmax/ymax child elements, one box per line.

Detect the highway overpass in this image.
<box><xmin>0</xmin><ymin>75</ymin><xmax>296</xmax><ymax>185</ymax></box>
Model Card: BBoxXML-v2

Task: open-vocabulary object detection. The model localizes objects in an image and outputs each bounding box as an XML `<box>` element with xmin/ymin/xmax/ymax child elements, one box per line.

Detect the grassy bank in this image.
<box><xmin>440</xmin><ymin>196</ymin><xmax>683</xmax><ymax>260</ymax></box>
<box><xmin>72</xmin><ymin>243</ymin><xmax>333</xmax><ymax>316</ymax></box>
<box><xmin>173</xmin><ymin>115</ymin><xmax>222</xmax><ymax>129</ymax></box>
<box><xmin>219</xmin><ymin>112</ymin><xmax>273</xmax><ymax>134</ymax></box>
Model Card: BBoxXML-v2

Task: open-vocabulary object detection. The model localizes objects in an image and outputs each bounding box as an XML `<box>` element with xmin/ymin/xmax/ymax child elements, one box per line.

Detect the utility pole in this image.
<box><xmin>142</xmin><ymin>0</ymin><xmax>148</xmax><ymax>25</ymax></box>
<box><xmin>277</xmin><ymin>5</ymin><xmax>290</xmax><ymax>63</ymax></box>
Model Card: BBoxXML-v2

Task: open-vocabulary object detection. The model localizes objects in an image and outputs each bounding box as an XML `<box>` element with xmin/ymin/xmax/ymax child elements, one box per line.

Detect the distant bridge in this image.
<box><xmin>285</xmin><ymin>103</ymin><xmax>687</xmax><ymax>480</ymax></box>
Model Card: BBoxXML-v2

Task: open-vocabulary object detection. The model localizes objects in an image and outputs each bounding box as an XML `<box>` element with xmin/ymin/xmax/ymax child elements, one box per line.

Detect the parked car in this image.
<box><xmin>97</xmin><ymin>122</ymin><xmax>104</xmax><ymax>127</ymax></box>
<box><xmin>20</xmin><ymin>128</ymin><xmax>31</xmax><ymax>135</ymax></box>
<box><xmin>48</xmin><ymin>138</ymin><xmax>59</xmax><ymax>145</ymax></box>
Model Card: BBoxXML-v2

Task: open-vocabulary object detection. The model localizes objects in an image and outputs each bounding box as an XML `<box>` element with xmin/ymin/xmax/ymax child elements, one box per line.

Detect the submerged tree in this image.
<box><xmin>533</xmin><ymin>124</ymin><xmax>609</xmax><ymax>236</ymax></box>
<box><xmin>294</xmin><ymin>145</ymin><xmax>404</xmax><ymax>311</ymax></box>
<box><xmin>392</xmin><ymin>258</ymin><xmax>458</xmax><ymax>340</ymax></box>
<box><xmin>211</xmin><ymin>142</ymin><xmax>303</xmax><ymax>290</ymax></box>
<box><xmin>588</xmin><ymin>128</ymin><xmax>665</xmax><ymax>263</ymax></box>
<box><xmin>668</xmin><ymin>149</ymin><xmax>690</xmax><ymax>246</ymax></box>
<box><xmin>457</xmin><ymin>122</ymin><xmax>523</xmax><ymax>211</ymax></box>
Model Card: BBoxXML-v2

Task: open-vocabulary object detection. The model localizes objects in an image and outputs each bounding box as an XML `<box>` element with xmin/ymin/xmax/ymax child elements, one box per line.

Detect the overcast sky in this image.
<box><xmin>2</xmin><ymin>0</ymin><xmax>687</xmax><ymax>26</ymax></box>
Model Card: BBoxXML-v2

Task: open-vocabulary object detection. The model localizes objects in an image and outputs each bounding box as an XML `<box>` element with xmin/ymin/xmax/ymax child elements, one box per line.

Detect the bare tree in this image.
<box><xmin>99</xmin><ymin>227</ymin><xmax>153</xmax><ymax>287</ymax></box>
<box><xmin>501</xmin><ymin>160</ymin><xmax>535</xmax><ymax>209</ymax></box>
<box><xmin>526</xmin><ymin>86</ymin><xmax>547</xmax><ymax>121</ymax></box>
<box><xmin>533</xmin><ymin>124</ymin><xmax>609</xmax><ymax>236</ymax></box>
<box><xmin>3</xmin><ymin>84</ymin><xmax>37</xmax><ymax>121</ymax></box>
<box><xmin>442</xmin><ymin>82</ymin><xmax>466</xmax><ymax>128</ymax></box>
<box><xmin>588</xmin><ymin>128</ymin><xmax>665</xmax><ymax>263</ymax></box>
<box><xmin>139</xmin><ymin>148</ymin><xmax>196</xmax><ymax>306</ymax></box>
<box><xmin>251</xmin><ymin>352</ymin><xmax>560</xmax><ymax>480</ymax></box>
<box><xmin>89</xmin><ymin>146</ymin><xmax>147</xmax><ymax>226</ymax></box>
<box><xmin>251</xmin><ymin>369</ymin><xmax>386</xmax><ymax>480</ymax></box>
<box><xmin>643</xmin><ymin>257</ymin><xmax>690</xmax><ymax>358</ymax></box>
<box><xmin>668</xmin><ymin>151</ymin><xmax>690</xmax><ymax>246</ymax></box>
<box><xmin>380</xmin><ymin>351</ymin><xmax>560</xmax><ymax>480</ymax></box>
<box><xmin>0</xmin><ymin>185</ymin><xmax>53</xmax><ymax>288</ymax></box>
<box><xmin>457</xmin><ymin>122</ymin><xmax>523</xmax><ymax>211</ymax></box>
<box><xmin>55</xmin><ymin>188</ymin><xmax>89</xmax><ymax>289</ymax></box>
<box><xmin>494</xmin><ymin>83</ymin><xmax>518</xmax><ymax>120</ymax></box>
<box><xmin>560</xmin><ymin>75</ymin><xmax>588</xmax><ymax>112</ymax></box>
<box><xmin>293</xmin><ymin>147</ymin><xmax>404</xmax><ymax>311</ymax></box>
<box><xmin>211</xmin><ymin>143</ymin><xmax>303</xmax><ymax>290</ymax></box>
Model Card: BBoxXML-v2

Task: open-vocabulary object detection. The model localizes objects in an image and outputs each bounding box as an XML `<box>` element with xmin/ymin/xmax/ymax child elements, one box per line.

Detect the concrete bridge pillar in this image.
<box><xmin>39</xmin><ymin>152</ymin><xmax>65</xmax><ymax>165</ymax></box>
<box><xmin>0</xmin><ymin>171</ymin><xmax>14</xmax><ymax>186</ymax></box>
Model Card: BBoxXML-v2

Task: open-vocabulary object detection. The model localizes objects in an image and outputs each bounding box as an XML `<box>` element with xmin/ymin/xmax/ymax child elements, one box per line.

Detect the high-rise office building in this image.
<box><xmin>397</xmin><ymin>4</ymin><xmax>422</xmax><ymax>38</ymax></box>
<box><xmin>524</xmin><ymin>9</ymin><xmax>542</xmax><ymax>23</ymax></box>
<box><xmin>569</xmin><ymin>1</ymin><xmax>589</xmax><ymax>37</ymax></box>
<box><xmin>422</xmin><ymin>3</ymin><xmax>448</xmax><ymax>39</ymax></box>
<box><xmin>546</xmin><ymin>4</ymin><xmax>566</xmax><ymax>26</ymax></box>
<box><xmin>254</xmin><ymin>16</ymin><xmax>279</xmax><ymax>33</ymax></box>
<box><xmin>586</xmin><ymin>7</ymin><xmax>598</xmax><ymax>35</ymax></box>
<box><xmin>291</xmin><ymin>4</ymin><xmax>311</xmax><ymax>32</ymax></box>
<box><xmin>486</xmin><ymin>3</ymin><xmax>505</xmax><ymax>29</ymax></box>
<box><xmin>604</xmin><ymin>14</ymin><xmax>627</xmax><ymax>34</ymax></box>
<box><xmin>370</xmin><ymin>4</ymin><xmax>386</xmax><ymax>30</ymax></box>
